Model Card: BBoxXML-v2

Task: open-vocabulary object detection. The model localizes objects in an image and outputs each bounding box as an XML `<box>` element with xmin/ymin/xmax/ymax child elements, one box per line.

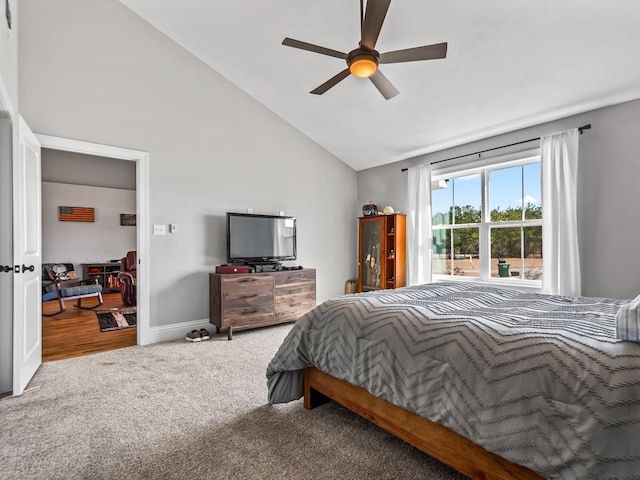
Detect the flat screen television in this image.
<box><xmin>226</xmin><ymin>212</ymin><xmax>297</xmax><ymax>264</ymax></box>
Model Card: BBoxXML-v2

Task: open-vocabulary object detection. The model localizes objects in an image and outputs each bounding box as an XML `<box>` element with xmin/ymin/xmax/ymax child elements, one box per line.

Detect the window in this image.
<box><xmin>431</xmin><ymin>151</ymin><xmax>542</xmax><ymax>283</ymax></box>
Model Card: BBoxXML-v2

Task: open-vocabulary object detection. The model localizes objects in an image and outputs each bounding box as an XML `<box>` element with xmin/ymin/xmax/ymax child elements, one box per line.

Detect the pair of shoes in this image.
<box><xmin>185</xmin><ymin>330</ymin><xmax>201</xmax><ymax>342</ymax></box>
<box><xmin>185</xmin><ymin>328</ymin><xmax>211</xmax><ymax>342</ymax></box>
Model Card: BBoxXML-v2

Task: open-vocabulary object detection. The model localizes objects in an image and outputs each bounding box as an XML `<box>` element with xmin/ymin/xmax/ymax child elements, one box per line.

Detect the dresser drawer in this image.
<box><xmin>222</xmin><ymin>274</ymin><xmax>272</xmax><ymax>292</ymax></box>
<box><xmin>274</xmin><ymin>270</ymin><xmax>316</xmax><ymax>322</ymax></box>
<box><xmin>222</xmin><ymin>282</ymin><xmax>273</xmax><ymax>328</ymax></box>
<box><xmin>275</xmin><ymin>297</ymin><xmax>315</xmax><ymax>323</ymax></box>
<box><xmin>224</xmin><ymin>308</ymin><xmax>274</xmax><ymax>328</ymax></box>
<box><xmin>275</xmin><ymin>269</ymin><xmax>316</xmax><ymax>286</ymax></box>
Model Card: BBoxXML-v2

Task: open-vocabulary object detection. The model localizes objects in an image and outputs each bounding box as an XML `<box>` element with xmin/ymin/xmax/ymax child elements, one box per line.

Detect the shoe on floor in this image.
<box><xmin>199</xmin><ymin>328</ymin><xmax>210</xmax><ymax>341</ymax></box>
<box><xmin>185</xmin><ymin>330</ymin><xmax>202</xmax><ymax>342</ymax></box>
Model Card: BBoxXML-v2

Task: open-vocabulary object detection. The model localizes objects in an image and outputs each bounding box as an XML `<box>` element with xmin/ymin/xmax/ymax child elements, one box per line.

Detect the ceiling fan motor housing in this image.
<box><xmin>347</xmin><ymin>48</ymin><xmax>379</xmax><ymax>77</ymax></box>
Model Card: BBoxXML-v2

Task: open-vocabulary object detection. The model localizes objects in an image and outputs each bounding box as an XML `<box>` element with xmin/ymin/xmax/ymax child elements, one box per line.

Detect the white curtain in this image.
<box><xmin>541</xmin><ymin>129</ymin><xmax>581</xmax><ymax>297</ymax></box>
<box><xmin>407</xmin><ymin>164</ymin><xmax>432</xmax><ymax>286</ymax></box>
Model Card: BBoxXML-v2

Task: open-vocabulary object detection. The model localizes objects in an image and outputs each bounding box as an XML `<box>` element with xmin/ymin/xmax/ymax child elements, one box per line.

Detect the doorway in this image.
<box><xmin>36</xmin><ymin>135</ymin><xmax>150</xmax><ymax>353</ymax></box>
<box><xmin>40</xmin><ymin>148</ymin><xmax>138</xmax><ymax>360</ymax></box>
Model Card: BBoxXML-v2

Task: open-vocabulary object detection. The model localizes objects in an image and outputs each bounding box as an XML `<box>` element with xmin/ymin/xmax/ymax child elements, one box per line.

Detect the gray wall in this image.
<box><xmin>358</xmin><ymin>98</ymin><xmax>640</xmax><ymax>300</ymax></box>
<box><xmin>0</xmin><ymin>0</ymin><xmax>17</xmax><ymax>394</ymax></box>
<box><xmin>42</xmin><ymin>182</ymin><xmax>137</xmax><ymax>271</ymax></box>
<box><xmin>19</xmin><ymin>0</ymin><xmax>357</xmax><ymax>328</ymax></box>
<box><xmin>42</xmin><ymin>149</ymin><xmax>136</xmax><ymax>190</ymax></box>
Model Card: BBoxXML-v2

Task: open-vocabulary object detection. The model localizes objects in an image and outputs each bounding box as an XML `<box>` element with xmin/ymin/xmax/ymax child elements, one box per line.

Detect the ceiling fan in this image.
<box><xmin>282</xmin><ymin>0</ymin><xmax>447</xmax><ymax>100</ymax></box>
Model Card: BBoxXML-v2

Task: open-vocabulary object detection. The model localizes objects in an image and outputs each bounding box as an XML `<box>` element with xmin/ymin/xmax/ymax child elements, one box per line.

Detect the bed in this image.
<box><xmin>266</xmin><ymin>282</ymin><xmax>640</xmax><ymax>479</ymax></box>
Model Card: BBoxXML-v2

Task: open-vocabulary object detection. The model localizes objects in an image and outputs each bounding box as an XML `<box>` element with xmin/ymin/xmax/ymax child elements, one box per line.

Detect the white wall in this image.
<box><xmin>42</xmin><ymin>182</ymin><xmax>136</xmax><ymax>273</ymax></box>
<box><xmin>19</xmin><ymin>0</ymin><xmax>358</xmax><ymax>328</ymax></box>
<box><xmin>358</xmin><ymin>98</ymin><xmax>640</xmax><ymax>300</ymax></box>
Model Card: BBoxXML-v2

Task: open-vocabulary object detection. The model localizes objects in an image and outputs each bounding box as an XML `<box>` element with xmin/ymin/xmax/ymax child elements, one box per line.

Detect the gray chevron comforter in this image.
<box><xmin>266</xmin><ymin>282</ymin><xmax>640</xmax><ymax>479</ymax></box>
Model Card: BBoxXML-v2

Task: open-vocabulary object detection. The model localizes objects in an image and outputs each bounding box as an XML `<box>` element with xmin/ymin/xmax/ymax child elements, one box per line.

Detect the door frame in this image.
<box><xmin>36</xmin><ymin>134</ymin><xmax>151</xmax><ymax>345</ymax></box>
<box><xmin>0</xmin><ymin>68</ymin><xmax>16</xmax><ymax>396</ymax></box>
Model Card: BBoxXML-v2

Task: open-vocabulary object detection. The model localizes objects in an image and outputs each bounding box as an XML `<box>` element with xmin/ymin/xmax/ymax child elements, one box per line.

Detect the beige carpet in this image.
<box><xmin>0</xmin><ymin>324</ymin><xmax>467</xmax><ymax>479</ymax></box>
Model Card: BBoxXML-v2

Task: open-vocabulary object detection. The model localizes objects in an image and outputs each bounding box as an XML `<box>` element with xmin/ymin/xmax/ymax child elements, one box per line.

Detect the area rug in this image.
<box><xmin>95</xmin><ymin>307</ymin><xmax>137</xmax><ymax>332</ymax></box>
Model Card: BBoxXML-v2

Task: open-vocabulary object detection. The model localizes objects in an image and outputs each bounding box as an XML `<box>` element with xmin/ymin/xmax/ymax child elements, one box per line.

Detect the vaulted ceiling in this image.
<box><xmin>119</xmin><ymin>0</ymin><xmax>640</xmax><ymax>171</ymax></box>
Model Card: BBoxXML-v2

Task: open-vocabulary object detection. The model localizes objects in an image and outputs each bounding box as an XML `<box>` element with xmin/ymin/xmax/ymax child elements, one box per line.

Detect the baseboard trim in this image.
<box><xmin>143</xmin><ymin>319</ymin><xmax>213</xmax><ymax>345</ymax></box>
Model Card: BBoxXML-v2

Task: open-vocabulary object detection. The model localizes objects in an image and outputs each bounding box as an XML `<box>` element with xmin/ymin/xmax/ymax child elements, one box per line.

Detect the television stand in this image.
<box><xmin>209</xmin><ymin>269</ymin><xmax>316</xmax><ymax>339</ymax></box>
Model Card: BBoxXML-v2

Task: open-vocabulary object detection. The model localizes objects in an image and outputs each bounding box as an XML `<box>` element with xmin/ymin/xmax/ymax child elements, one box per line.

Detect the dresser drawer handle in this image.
<box><xmin>239</xmin><ymin>278</ymin><xmax>257</xmax><ymax>283</ymax></box>
<box><xmin>240</xmin><ymin>294</ymin><xmax>258</xmax><ymax>299</ymax></box>
<box><xmin>243</xmin><ymin>308</ymin><xmax>258</xmax><ymax>315</ymax></box>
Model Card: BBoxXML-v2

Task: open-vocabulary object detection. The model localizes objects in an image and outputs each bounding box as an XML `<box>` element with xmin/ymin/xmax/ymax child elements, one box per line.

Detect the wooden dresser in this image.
<box><xmin>209</xmin><ymin>268</ymin><xmax>316</xmax><ymax>340</ymax></box>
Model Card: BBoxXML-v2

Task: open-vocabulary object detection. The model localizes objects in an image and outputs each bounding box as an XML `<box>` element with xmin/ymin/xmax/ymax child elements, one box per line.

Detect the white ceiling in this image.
<box><xmin>119</xmin><ymin>0</ymin><xmax>640</xmax><ymax>171</ymax></box>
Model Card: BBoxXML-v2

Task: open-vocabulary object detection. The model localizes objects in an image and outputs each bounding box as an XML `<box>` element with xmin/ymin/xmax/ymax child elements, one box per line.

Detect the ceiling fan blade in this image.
<box><xmin>310</xmin><ymin>69</ymin><xmax>351</xmax><ymax>95</ymax></box>
<box><xmin>360</xmin><ymin>0</ymin><xmax>391</xmax><ymax>51</ymax></box>
<box><xmin>369</xmin><ymin>70</ymin><xmax>399</xmax><ymax>100</ymax></box>
<box><xmin>282</xmin><ymin>38</ymin><xmax>347</xmax><ymax>60</ymax></box>
<box><xmin>380</xmin><ymin>42</ymin><xmax>448</xmax><ymax>64</ymax></box>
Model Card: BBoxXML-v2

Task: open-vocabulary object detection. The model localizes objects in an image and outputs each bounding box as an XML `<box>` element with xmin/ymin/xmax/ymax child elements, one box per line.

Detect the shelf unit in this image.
<box><xmin>82</xmin><ymin>262</ymin><xmax>122</xmax><ymax>293</ymax></box>
<box><xmin>357</xmin><ymin>213</ymin><xmax>406</xmax><ymax>293</ymax></box>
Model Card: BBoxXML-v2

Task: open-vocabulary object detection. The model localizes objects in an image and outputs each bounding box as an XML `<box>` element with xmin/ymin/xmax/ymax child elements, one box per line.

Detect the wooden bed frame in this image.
<box><xmin>303</xmin><ymin>367</ymin><xmax>543</xmax><ymax>480</ymax></box>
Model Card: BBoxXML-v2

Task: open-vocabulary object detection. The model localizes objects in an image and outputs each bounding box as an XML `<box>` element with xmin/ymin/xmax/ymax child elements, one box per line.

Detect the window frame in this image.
<box><xmin>431</xmin><ymin>148</ymin><xmax>542</xmax><ymax>288</ymax></box>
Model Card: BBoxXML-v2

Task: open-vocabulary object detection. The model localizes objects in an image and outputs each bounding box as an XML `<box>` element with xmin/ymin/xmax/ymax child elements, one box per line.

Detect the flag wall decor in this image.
<box><xmin>58</xmin><ymin>206</ymin><xmax>95</xmax><ymax>222</ymax></box>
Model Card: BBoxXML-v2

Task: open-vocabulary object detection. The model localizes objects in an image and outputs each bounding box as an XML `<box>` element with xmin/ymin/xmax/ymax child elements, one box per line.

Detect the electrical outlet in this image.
<box><xmin>247</xmin><ymin>208</ymin><xmax>253</xmax><ymax>214</ymax></box>
<box><xmin>153</xmin><ymin>224</ymin><xmax>167</xmax><ymax>235</ymax></box>
<box><xmin>169</xmin><ymin>224</ymin><xmax>177</xmax><ymax>234</ymax></box>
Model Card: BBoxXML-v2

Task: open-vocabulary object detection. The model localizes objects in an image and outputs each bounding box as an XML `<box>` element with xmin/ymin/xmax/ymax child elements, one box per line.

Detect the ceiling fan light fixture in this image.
<box><xmin>350</xmin><ymin>58</ymin><xmax>377</xmax><ymax>78</ymax></box>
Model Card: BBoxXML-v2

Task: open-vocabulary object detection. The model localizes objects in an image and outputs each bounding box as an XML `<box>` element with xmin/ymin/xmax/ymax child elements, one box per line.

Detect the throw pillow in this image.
<box><xmin>616</xmin><ymin>294</ymin><xmax>640</xmax><ymax>342</ymax></box>
<box><xmin>46</xmin><ymin>264</ymin><xmax>77</xmax><ymax>281</ymax></box>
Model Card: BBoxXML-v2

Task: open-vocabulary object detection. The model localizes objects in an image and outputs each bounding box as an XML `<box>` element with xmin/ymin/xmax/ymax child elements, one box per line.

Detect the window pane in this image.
<box><xmin>491</xmin><ymin>227</ymin><xmax>521</xmax><ymax>278</ymax></box>
<box><xmin>489</xmin><ymin>166</ymin><xmax>523</xmax><ymax>222</ymax></box>
<box><xmin>452</xmin><ymin>174</ymin><xmax>481</xmax><ymax>224</ymax></box>
<box><xmin>432</xmin><ymin>228</ymin><xmax>450</xmax><ymax>275</ymax></box>
<box><xmin>523</xmin><ymin>226</ymin><xmax>543</xmax><ymax>280</ymax></box>
<box><xmin>432</xmin><ymin>181</ymin><xmax>451</xmax><ymax>225</ymax></box>
<box><xmin>452</xmin><ymin>228</ymin><xmax>479</xmax><ymax>277</ymax></box>
<box><xmin>524</xmin><ymin>163</ymin><xmax>542</xmax><ymax>219</ymax></box>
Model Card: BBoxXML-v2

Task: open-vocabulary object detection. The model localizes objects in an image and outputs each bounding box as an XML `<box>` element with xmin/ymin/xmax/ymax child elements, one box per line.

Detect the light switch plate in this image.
<box><xmin>153</xmin><ymin>224</ymin><xmax>167</xmax><ymax>235</ymax></box>
<box><xmin>169</xmin><ymin>224</ymin><xmax>177</xmax><ymax>233</ymax></box>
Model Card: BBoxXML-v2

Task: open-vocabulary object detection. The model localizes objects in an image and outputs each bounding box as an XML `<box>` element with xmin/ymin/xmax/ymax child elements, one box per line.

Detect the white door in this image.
<box><xmin>13</xmin><ymin>116</ymin><xmax>42</xmax><ymax>395</ymax></box>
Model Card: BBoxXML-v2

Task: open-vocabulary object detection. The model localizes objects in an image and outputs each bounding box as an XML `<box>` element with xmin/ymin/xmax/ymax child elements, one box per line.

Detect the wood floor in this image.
<box><xmin>42</xmin><ymin>292</ymin><xmax>137</xmax><ymax>362</ymax></box>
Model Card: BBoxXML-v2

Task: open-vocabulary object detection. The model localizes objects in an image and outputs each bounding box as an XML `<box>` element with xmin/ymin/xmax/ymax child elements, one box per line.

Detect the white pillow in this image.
<box><xmin>616</xmin><ymin>294</ymin><xmax>640</xmax><ymax>342</ymax></box>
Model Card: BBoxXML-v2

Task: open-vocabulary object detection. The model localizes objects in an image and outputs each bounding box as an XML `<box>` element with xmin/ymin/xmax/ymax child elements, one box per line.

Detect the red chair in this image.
<box><xmin>120</xmin><ymin>251</ymin><xmax>137</xmax><ymax>278</ymax></box>
<box><xmin>117</xmin><ymin>251</ymin><xmax>137</xmax><ymax>306</ymax></box>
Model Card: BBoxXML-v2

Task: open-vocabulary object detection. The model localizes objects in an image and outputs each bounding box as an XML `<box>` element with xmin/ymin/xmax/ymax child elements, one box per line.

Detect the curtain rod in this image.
<box><xmin>400</xmin><ymin>124</ymin><xmax>592</xmax><ymax>172</ymax></box>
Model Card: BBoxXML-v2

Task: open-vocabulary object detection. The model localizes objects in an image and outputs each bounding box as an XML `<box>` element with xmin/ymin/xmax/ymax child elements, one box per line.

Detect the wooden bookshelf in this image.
<box><xmin>82</xmin><ymin>262</ymin><xmax>122</xmax><ymax>293</ymax></box>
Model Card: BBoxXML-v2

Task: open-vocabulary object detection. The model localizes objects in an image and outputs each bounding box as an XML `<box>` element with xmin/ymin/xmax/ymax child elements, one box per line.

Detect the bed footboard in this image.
<box><xmin>303</xmin><ymin>367</ymin><xmax>543</xmax><ymax>480</ymax></box>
